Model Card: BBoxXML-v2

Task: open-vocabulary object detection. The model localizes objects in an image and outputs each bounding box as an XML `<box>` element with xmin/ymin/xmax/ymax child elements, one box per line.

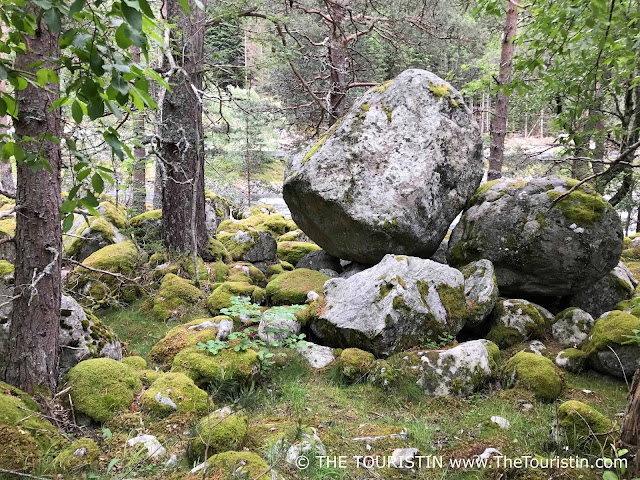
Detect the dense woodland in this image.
<box><xmin>0</xmin><ymin>0</ymin><xmax>639</xmax><ymax>479</ymax></box>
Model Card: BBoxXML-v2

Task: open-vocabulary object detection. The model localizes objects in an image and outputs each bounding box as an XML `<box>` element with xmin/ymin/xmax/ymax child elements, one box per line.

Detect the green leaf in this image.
<box><xmin>89</xmin><ymin>50</ymin><xmax>105</xmax><ymax>76</ymax></box>
<box><xmin>62</xmin><ymin>213</ymin><xmax>75</xmax><ymax>232</ymax></box>
<box><xmin>76</xmin><ymin>168</ymin><xmax>91</xmax><ymax>181</ymax></box>
<box><xmin>177</xmin><ymin>0</ymin><xmax>190</xmax><ymax>14</ymax></box>
<box><xmin>69</xmin><ymin>0</ymin><xmax>86</xmax><ymax>16</ymax></box>
<box><xmin>121</xmin><ymin>2</ymin><xmax>143</xmax><ymax>31</ymax></box>
<box><xmin>0</xmin><ymin>99</ymin><xmax>5</xmax><ymax>118</ymax></box>
<box><xmin>602</xmin><ymin>472</ymin><xmax>618</xmax><ymax>480</ymax></box>
<box><xmin>115</xmin><ymin>23</ymin><xmax>133</xmax><ymax>49</ymax></box>
<box><xmin>71</xmin><ymin>100</ymin><xmax>83</xmax><ymax>123</ymax></box>
<box><xmin>33</xmin><ymin>0</ymin><xmax>52</xmax><ymax>8</ymax></box>
<box><xmin>91</xmin><ymin>173</ymin><xmax>104</xmax><ymax>194</ymax></box>
<box><xmin>87</xmin><ymin>98</ymin><xmax>104</xmax><ymax>120</ymax></box>
<box><xmin>110</xmin><ymin>76</ymin><xmax>129</xmax><ymax>96</ymax></box>
<box><xmin>44</xmin><ymin>8</ymin><xmax>61</xmax><ymax>34</ymax></box>
<box><xmin>137</xmin><ymin>0</ymin><xmax>154</xmax><ymax>17</ymax></box>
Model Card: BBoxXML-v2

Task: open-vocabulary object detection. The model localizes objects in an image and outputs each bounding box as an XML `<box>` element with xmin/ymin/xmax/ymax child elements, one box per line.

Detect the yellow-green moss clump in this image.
<box><xmin>64</xmin><ymin>358</ymin><xmax>142</xmax><ymax>423</ymax></box>
<box><xmin>0</xmin><ymin>259</ymin><xmax>14</xmax><ymax>277</ymax></box>
<box><xmin>150</xmin><ymin>317</ymin><xmax>227</xmax><ymax>369</ymax></box>
<box><xmin>198</xmin><ymin>451</ymin><xmax>268</xmax><ymax>477</ymax></box>
<box><xmin>557</xmin><ymin>348</ymin><xmax>587</xmax><ymax>373</ymax></box>
<box><xmin>556</xmin><ymin>400</ymin><xmax>615</xmax><ymax>453</ymax></box>
<box><xmin>207</xmin><ymin>281</ymin><xmax>265</xmax><ymax>314</ymax></box>
<box><xmin>65</xmin><ymin>216</ymin><xmax>118</xmax><ymax>258</ymax></box>
<box><xmin>216</xmin><ymin>219</ymin><xmax>249</xmax><ymax>235</ymax></box>
<box><xmin>546</xmin><ymin>182</ymin><xmax>607</xmax><ymax>226</ymax></box>
<box><xmin>583</xmin><ymin>310</ymin><xmax>640</xmax><ymax>355</ymax></box>
<box><xmin>243</xmin><ymin>213</ymin><xmax>295</xmax><ymax>237</ymax></box>
<box><xmin>503</xmin><ymin>352</ymin><xmax>564</xmax><ymax>402</ymax></box>
<box><xmin>0</xmin><ymin>424</ymin><xmax>41</xmax><ymax>473</ymax></box>
<box><xmin>339</xmin><ymin>348</ymin><xmax>375</xmax><ymax>382</ymax></box>
<box><xmin>69</xmin><ymin>241</ymin><xmax>139</xmax><ymax>305</ymax></box>
<box><xmin>266</xmin><ymin>268</ymin><xmax>329</xmax><ymax>305</ymax></box>
<box><xmin>190</xmin><ymin>411</ymin><xmax>248</xmax><ymax>460</ymax></box>
<box><xmin>100</xmin><ymin>200</ymin><xmax>128</xmax><ymax>229</ymax></box>
<box><xmin>0</xmin><ymin>216</ymin><xmax>16</xmax><ymax>239</ymax></box>
<box><xmin>171</xmin><ymin>346</ymin><xmax>260</xmax><ymax>388</ymax></box>
<box><xmin>219</xmin><ymin>230</ymin><xmax>269</xmax><ymax>261</ymax></box>
<box><xmin>141</xmin><ymin>372</ymin><xmax>208</xmax><ymax>418</ymax></box>
<box><xmin>130</xmin><ymin>209</ymin><xmax>162</xmax><ymax>227</ymax></box>
<box><xmin>276</xmin><ymin>241</ymin><xmax>321</xmax><ymax>266</ymax></box>
<box><xmin>152</xmin><ymin>273</ymin><xmax>204</xmax><ymax>321</ymax></box>
<box><xmin>486</xmin><ymin>300</ymin><xmax>547</xmax><ymax>349</ymax></box>
<box><xmin>206</xmin><ymin>237</ymin><xmax>231</xmax><ymax>262</ymax></box>
<box><xmin>52</xmin><ymin>437</ymin><xmax>99</xmax><ymax>474</ymax></box>
<box><xmin>122</xmin><ymin>356</ymin><xmax>147</xmax><ymax>370</ymax></box>
<box><xmin>277</xmin><ymin>229</ymin><xmax>307</xmax><ymax>242</ymax></box>
<box><xmin>227</xmin><ymin>263</ymin><xmax>266</xmax><ymax>286</ymax></box>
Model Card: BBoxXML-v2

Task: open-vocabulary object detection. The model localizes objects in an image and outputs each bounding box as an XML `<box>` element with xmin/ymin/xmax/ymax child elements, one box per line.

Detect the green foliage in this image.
<box><xmin>220</xmin><ymin>295</ymin><xmax>262</xmax><ymax>318</ymax></box>
<box><xmin>422</xmin><ymin>331</ymin><xmax>456</xmax><ymax>349</ymax></box>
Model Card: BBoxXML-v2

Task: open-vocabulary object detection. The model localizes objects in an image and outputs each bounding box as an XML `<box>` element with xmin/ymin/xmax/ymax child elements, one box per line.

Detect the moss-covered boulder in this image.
<box><xmin>266</xmin><ymin>268</ymin><xmax>329</xmax><ymax>305</ymax></box>
<box><xmin>194</xmin><ymin>451</ymin><xmax>269</xmax><ymax>478</ymax></box>
<box><xmin>551</xmin><ymin>308</ymin><xmax>594</xmax><ymax>347</ymax></box>
<box><xmin>219</xmin><ymin>230</ymin><xmax>277</xmax><ymax>263</ymax></box>
<box><xmin>338</xmin><ymin>348</ymin><xmax>375</xmax><ymax>382</ymax></box>
<box><xmin>153</xmin><ymin>273</ymin><xmax>204</xmax><ymax>321</ymax></box>
<box><xmin>555</xmin><ymin>348</ymin><xmax>587</xmax><ymax>373</ymax></box>
<box><xmin>206</xmin><ymin>237</ymin><xmax>231</xmax><ymax>262</ymax></box>
<box><xmin>276</xmin><ymin>241</ymin><xmax>321</xmax><ymax>266</ymax></box>
<box><xmin>0</xmin><ymin>259</ymin><xmax>14</xmax><ymax>279</ymax></box>
<box><xmin>190</xmin><ymin>409</ymin><xmax>248</xmax><ymax>460</ymax></box>
<box><xmin>129</xmin><ymin>209</ymin><xmax>162</xmax><ymax>247</ymax></box>
<box><xmin>227</xmin><ymin>262</ymin><xmax>266</xmax><ymax>286</ymax></box>
<box><xmin>503</xmin><ymin>351</ymin><xmax>564</xmax><ymax>402</ymax></box>
<box><xmin>122</xmin><ymin>356</ymin><xmax>147</xmax><ymax>370</ymax></box>
<box><xmin>448</xmin><ymin>176</ymin><xmax>622</xmax><ymax>298</ymax></box>
<box><xmin>65</xmin><ymin>215</ymin><xmax>127</xmax><ymax>262</ymax></box>
<box><xmin>277</xmin><ymin>229</ymin><xmax>310</xmax><ymax>243</ymax></box>
<box><xmin>64</xmin><ymin>358</ymin><xmax>143</xmax><ymax>423</ymax></box>
<box><xmin>0</xmin><ymin>424</ymin><xmax>41</xmax><ymax>472</ymax></box>
<box><xmin>99</xmin><ymin>198</ymin><xmax>128</xmax><ymax>229</ymax></box>
<box><xmin>206</xmin><ymin>281</ymin><xmax>265</xmax><ymax>314</ymax></box>
<box><xmin>583</xmin><ymin>310</ymin><xmax>640</xmax><ymax>378</ymax></box>
<box><xmin>52</xmin><ymin>438</ymin><xmax>100</xmax><ymax>474</ymax></box>
<box><xmin>150</xmin><ymin>317</ymin><xmax>232</xmax><ymax>368</ymax></box>
<box><xmin>68</xmin><ymin>241</ymin><xmax>140</xmax><ymax>306</ymax></box>
<box><xmin>141</xmin><ymin>372</ymin><xmax>208</xmax><ymax>417</ymax></box>
<box><xmin>554</xmin><ymin>400</ymin><xmax>614</xmax><ymax>453</ymax></box>
<box><xmin>171</xmin><ymin>345</ymin><xmax>260</xmax><ymax>388</ymax></box>
<box><xmin>460</xmin><ymin>259</ymin><xmax>499</xmax><ymax>328</ymax></box>
<box><xmin>486</xmin><ymin>299</ymin><xmax>548</xmax><ymax>349</ymax></box>
<box><xmin>205</xmin><ymin>191</ymin><xmax>232</xmax><ymax>236</ymax></box>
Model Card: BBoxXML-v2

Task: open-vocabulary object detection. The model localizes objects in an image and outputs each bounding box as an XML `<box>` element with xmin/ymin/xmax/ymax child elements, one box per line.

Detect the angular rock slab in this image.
<box><xmin>310</xmin><ymin>254</ymin><xmax>468</xmax><ymax>356</ymax></box>
<box><xmin>284</xmin><ymin>69</ymin><xmax>483</xmax><ymax>264</ymax></box>
<box><xmin>448</xmin><ymin>176</ymin><xmax>622</xmax><ymax>297</ymax></box>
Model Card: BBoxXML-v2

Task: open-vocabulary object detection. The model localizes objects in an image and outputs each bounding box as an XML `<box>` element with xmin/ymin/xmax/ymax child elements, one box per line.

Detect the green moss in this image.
<box><xmin>0</xmin><ymin>259</ymin><xmax>14</xmax><ymax>276</ymax></box>
<box><xmin>557</xmin><ymin>400</ymin><xmax>614</xmax><ymax>453</ymax></box>
<box><xmin>190</xmin><ymin>411</ymin><xmax>248</xmax><ymax>460</ymax></box>
<box><xmin>52</xmin><ymin>438</ymin><xmax>99</xmax><ymax>473</ymax></box>
<box><xmin>141</xmin><ymin>372</ymin><xmax>208</xmax><ymax>418</ymax></box>
<box><xmin>253</xmin><ymin>214</ymin><xmax>292</xmax><ymax>237</ymax></box>
<box><xmin>228</xmin><ymin>262</ymin><xmax>266</xmax><ymax>286</ymax></box>
<box><xmin>0</xmin><ymin>381</ymin><xmax>41</xmax><ymax>412</ymax></box>
<box><xmin>485</xmin><ymin>341</ymin><xmax>501</xmax><ymax>373</ymax></box>
<box><xmin>583</xmin><ymin>310</ymin><xmax>640</xmax><ymax>355</ymax></box>
<box><xmin>211</xmin><ymin>260</ymin><xmax>230</xmax><ymax>283</ymax></box>
<box><xmin>469</xmin><ymin>180</ymin><xmax>499</xmax><ymax>205</ymax></box>
<box><xmin>171</xmin><ymin>346</ymin><xmax>260</xmax><ymax>387</ymax></box>
<box><xmin>220</xmin><ymin>230</ymin><xmax>265</xmax><ymax>261</ymax></box>
<box><xmin>101</xmin><ymin>200</ymin><xmax>128</xmax><ymax>229</ymax></box>
<box><xmin>0</xmin><ymin>216</ymin><xmax>16</xmax><ymax>238</ymax></box>
<box><xmin>200</xmin><ymin>451</ymin><xmax>268</xmax><ymax>478</ymax></box>
<box><xmin>381</xmin><ymin>101</ymin><xmax>393</xmax><ymax>123</ymax></box>
<box><xmin>428</xmin><ymin>81</ymin><xmax>450</xmax><ymax>98</ymax></box>
<box><xmin>64</xmin><ymin>358</ymin><xmax>142</xmax><ymax>423</ymax></box>
<box><xmin>276</xmin><ymin>241</ymin><xmax>321</xmax><ymax>266</ymax></box>
<box><xmin>266</xmin><ymin>263</ymin><xmax>285</xmax><ymax>276</ymax></box>
<box><xmin>277</xmin><ymin>229</ymin><xmax>306</xmax><ymax>242</ymax></box>
<box><xmin>546</xmin><ymin>183</ymin><xmax>607</xmax><ymax>226</ymax></box>
<box><xmin>487</xmin><ymin>300</ymin><xmax>546</xmax><ymax>349</ymax></box>
<box><xmin>435</xmin><ymin>283</ymin><xmax>467</xmax><ymax>326</ymax></box>
<box><xmin>535</xmin><ymin>213</ymin><xmax>548</xmax><ymax>230</ymax></box>
<box><xmin>152</xmin><ymin>273</ymin><xmax>204</xmax><ymax>321</ymax></box>
<box><xmin>503</xmin><ymin>352</ymin><xmax>563</xmax><ymax>402</ymax></box>
<box><xmin>207</xmin><ymin>281</ymin><xmax>265</xmax><ymax>314</ymax></box>
<box><xmin>339</xmin><ymin>348</ymin><xmax>375</xmax><ymax>382</ymax></box>
<box><xmin>130</xmin><ymin>209</ymin><xmax>162</xmax><ymax>227</ymax></box>
<box><xmin>150</xmin><ymin>317</ymin><xmax>227</xmax><ymax>368</ymax></box>
<box><xmin>373</xmin><ymin>79</ymin><xmax>393</xmax><ymax>93</ymax></box>
<box><xmin>557</xmin><ymin>348</ymin><xmax>587</xmax><ymax>373</ymax></box>
<box><xmin>266</xmin><ymin>268</ymin><xmax>329</xmax><ymax>305</ymax></box>
<box><xmin>0</xmin><ymin>424</ymin><xmax>41</xmax><ymax>472</ymax></box>
<box><xmin>122</xmin><ymin>356</ymin><xmax>147</xmax><ymax>370</ymax></box>
<box><xmin>302</xmin><ymin>136</ymin><xmax>329</xmax><ymax>165</ymax></box>
<box><xmin>216</xmin><ymin>219</ymin><xmax>249</xmax><ymax>235</ymax></box>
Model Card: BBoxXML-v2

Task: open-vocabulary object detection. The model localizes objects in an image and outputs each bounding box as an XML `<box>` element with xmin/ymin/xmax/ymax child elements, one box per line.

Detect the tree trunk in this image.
<box><xmin>327</xmin><ymin>1</ymin><xmax>350</xmax><ymax>124</ymax></box>
<box><xmin>160</xmin><ymin>0</ymin><xmax>208</xmax><ymax>256</ymax></box>
<box><xmin>622</xmin><ymin>367</ymin><xmax>640</xmax><ymax>475</ymax></box>
<box><xmin>0</xmin><ymin>25</ymin><xmax>15</xmax><ymax>197</ymax></box>
<box><xmin>131</xmin><ymin>46</ymin><xmax>147</xmax><ymax>215</ymax></box>
<box><xmin>487</xmin><ymin>0</ymin><xmax>520</xmax><ymax>181</ymax></box>
<box><xmin>1</xmin><ymin>16</ymin><xmax>61</xmax><ymax>394</ymax></box>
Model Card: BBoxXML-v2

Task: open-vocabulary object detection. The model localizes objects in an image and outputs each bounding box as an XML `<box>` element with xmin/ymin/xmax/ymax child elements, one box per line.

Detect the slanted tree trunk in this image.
<box><xmin>160</xmin><ymin>0</ymin><xmax>208</xmax><ymax>255</ymax></box>
<box><xmin>622</xmin><ymin>368</ymin><xmax>640</xmax><ymax>475</ymax></box>
<box><xmin>487</xmin><ymin>0</ymin><xmax>520</xmax><ymax>181</ymax></box>
<box><xmin>1</xmin><ymin>15</ymin><xmax>61</xmax><ymax>394</ymax></box>
<box><xmin>327</xmin><ymin>0</ymin><xmax>350</xmax><ymax>124</ymax></box>
<box><xmin>131</xmin><ymin>46</ymin><xmax>147</xmax><ymax>215</ymax></box>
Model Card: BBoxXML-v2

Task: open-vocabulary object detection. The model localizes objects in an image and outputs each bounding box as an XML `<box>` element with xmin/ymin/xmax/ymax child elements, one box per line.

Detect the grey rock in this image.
<box><xmin>188</xmin><ymin>317</ymin><xmax>233</xmax><ymax>341</ymax></box>
<box><xmin>448</xmin><ymin>176</ymin><xmax>623</xmax><ymax>297</ymax></box>
<box><xmin>489</xmin><ymin>416</ymin><xmax>510</xmax><ymax>430</ymax></box>
<box><xmin>205</xmin><ymin>194</ymin><xmax>231</xmax><ymax>236</ymax></box>
<box><xmin>235</xmin><ymin>231</ymin><xmax>277</xmax><ymax>263</ymax></box>
<box><xmin>555</xmin><ymin>349</ymin><xmax>586</xmax><ymax>373</ymax></box>
<box><xmin>552</xmin><ymin>308</ymin><xmax>594</xmax><ymax>347</ymax></box>
<box><xmin>283</xmin><ymin>429</ymin><xmax>326</xmax><ymax>466</ymax></box>
<box><xmin>296</xmin><ymin>342</ymin><xmax>336</xmax><ymax>369</ymax></box>
<box><xmin>589</xmin><ymin>345</ymin><xmax>640</xmax><ymax>379</ymax></box>
<box><xmin>164</xmin><ymin>454</ymin><xmax>178</xmax><ymax>469</ymax></box>
<box><xmin>486</xmin><ymin>299</ymin><xmax>548</xmax><ymax>348</ymax></box>
<box><xmin>389</xmin><ymin>448</ymin><xmax>420</xmax><ymax>469</ymax></box>
<box><xmin>521</xmin><ymin>340</ymin><xmax>547</xmax><ymax>356</ymax></box>
<box><xmin>154</xmin><ymin>391</ymin><xmax>178</xmax><ymax>411</ymax></box>
<box><xmin>127</xmin><ymin>434</ymin><xmax>166</xmax><ymax>458</ymax></box>
<box><xmin>258</xmin><ymin>311</ymin><xmax>301</xmax><ymax>343</ymax></box>
<box><xmin>297</xmin><ymin>250</ymin><xmax>343</xmax><ymax>273</ymax></box>
<box><xmin>69</xmin><ymin>222</ymin><xmax>126</xmax><ymax>263</ymax></box>
<box><xmin>339</xmin><ymin>261</ymin><xmax>370</xmax><ymax>279</ymax></box>
<box><xmin>562</xmin><ymin>261</ymin><xmax>637</xmax><ymax>318</ymax></box>
<box><xmin>430</xmin><ymin>238</ymin><xmax>449</xmax><ymax>264</ymax></box>
<box><xmin>310</xmin><ymin>254</ymin><xmax>468</xmax><ymax>356</ymax></box>
<box><xmin>284</xmin><ymin>69</ymin><xmax>482</xmax><ymax>264</ymax></box>
<box><xmin>461</xmin><ymin>259</ymin><xmax>499</xmax><ymax>328</ymax></box>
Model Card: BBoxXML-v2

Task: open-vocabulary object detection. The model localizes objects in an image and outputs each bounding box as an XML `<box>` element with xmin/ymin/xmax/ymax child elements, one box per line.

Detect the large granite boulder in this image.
<box><xmin>310</xmin><ymin>254</ymin><xmax>469</xmax><ymax>356</ymax></box>
<box><xmin>284</xmin><ymin>69</ymin><xmax>483</xmax><ymax>264</ymax></box>
<box><xmin>448</xmin><ymin>177</ymin><xmax>623</xmax><ymax>297</ymax></box>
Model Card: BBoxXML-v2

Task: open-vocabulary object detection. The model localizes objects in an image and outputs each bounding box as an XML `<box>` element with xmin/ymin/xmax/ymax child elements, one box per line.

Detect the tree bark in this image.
<box><xmin>622</xmin><ymin>367</ymin><xmax>640</xmax><ymax>475</ymax></box>
<box><xmin>487</xmin><ymin>0</ymin><xmax>520</xmax><ymax>181</ymax></box>
<box><xmin>0</xmin><ymin>25</ymin><xmax>15</xmax><ymax>197</ymax></box>
<box><xmin>131</xmin><ymin>46</ymin><xmax>147</xmax><ymax>215</ymax></box>
<box><xmin>1</xmin><ymin>16</ymin><xmax>61</xmax><ymax>394</ymax></box>
<box><xmin>327</xmin><ymin>1</ymin><xmax>350</xmax><ymax>124</ymax></box>
<box><xmin>160</xmin><ymin>0</ymin><xmax>208</xmax><ymax>256</ymax></box>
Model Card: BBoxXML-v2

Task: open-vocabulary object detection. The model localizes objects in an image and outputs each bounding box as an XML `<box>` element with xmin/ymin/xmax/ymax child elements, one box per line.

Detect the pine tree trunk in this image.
<box><xmin>622</xmin><ymin>368</ymin><xmax>640</xmax><ymax>475</ymax></box>
<box><xmin>131</xmin><ymin>46</ymin><xmax>147</xmax><ymax>215</ymax></box>
<box><xmin>327</xmin><ymin>1</ymin><xmax>350</xmax><ymax>124</ymax></box>
<box><xmin>1</xmin><ymin>16</ymin><xmax>61</xmax><ymax>394</ymax></box>
<box><xmin>487</xmin><ymin>0</ymin><xmax>520</xmax><ymax>181</ymax></box>
<box><xmin>160</xmin><ymin>0</ymin><xmax>208</xmax><ymax>256</ymax></box>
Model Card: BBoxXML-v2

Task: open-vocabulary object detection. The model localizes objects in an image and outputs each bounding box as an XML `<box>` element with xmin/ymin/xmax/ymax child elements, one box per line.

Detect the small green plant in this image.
<box><xmin>221</xmin><ymin>296</ymin><xmax>262</xmax><ymax>320</ymax></box>
<box><xmin>624</xmin><ymin>328</ymin><xmax>640</xmax><ymax>346</ymax></box>
<box><xmin>198</xmin><ymin>338</ymin><xmax>228</xmax><ymax>356</ymax></box>
<box><xmin>422</xmin><ymin>331</ymin><xmax>456</xmax><ymax>349</ymax></box>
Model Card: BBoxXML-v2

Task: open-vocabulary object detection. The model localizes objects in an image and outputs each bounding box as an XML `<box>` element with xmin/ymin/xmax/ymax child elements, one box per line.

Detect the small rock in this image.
<box><xmin>127</xmin><ymin>434</ymin><xmax>166</xmax><ymax>458</ymax></box>
<box><xmin>490</xmin><ymin>416</ymin><xmax>510</xmax><ymax>430</ymax></box>
<box><xmin>164</xmin><ymin>454</ymin><xmax>178</xmax><ymax>469</ymax></box>
<box><xmin>390</xmin><ymin>448</ymin><xmax>420</xmax><ymax>469</ymax></box>
<box><xmin>296</xmin><ymin>342</ymin><xmax>336</xmax><ymax>369</ymax></box>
